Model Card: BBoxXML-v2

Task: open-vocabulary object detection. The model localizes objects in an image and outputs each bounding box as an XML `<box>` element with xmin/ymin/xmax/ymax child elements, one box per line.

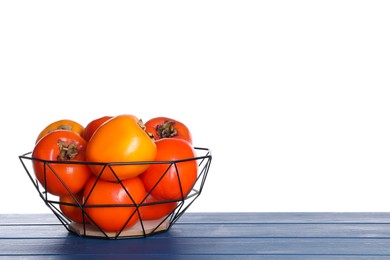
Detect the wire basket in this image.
<box><xmin>19</xmin><ymin>147</ymin><xmax>212</xmax><ymax>239</ymax></box>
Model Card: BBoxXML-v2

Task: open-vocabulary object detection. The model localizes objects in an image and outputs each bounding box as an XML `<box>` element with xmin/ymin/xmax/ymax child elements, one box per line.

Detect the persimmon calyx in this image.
<box><xmin>138</xmin><ymin>119</ymin><xmax>155</xmax><ymax>140</ymax></box>
<box><xmin>57</xmin><ymin>140</ymin><xmax>78</xmax><ymax>161</ymax></box>
<box><xmin>57</xmin><ymin>124</ymin><xmax>73</xmax><ymax>131</ymax></box>
<box><xmin>156</xmin><ymin>120</ymin><xmax>178</xmax><ymax>138</ymax></box>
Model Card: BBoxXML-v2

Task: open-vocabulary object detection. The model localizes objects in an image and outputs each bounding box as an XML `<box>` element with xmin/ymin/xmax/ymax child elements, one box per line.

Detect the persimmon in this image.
<box><xmin>36</xmin><ymin>119</ymin><xmax>85</xmax><ymax>144</ymax></box>
<box><xmin>83</xmin><ymin>176</ymin><xmax>146</xmax><ymax>232</ymax></box>
<box><xmin>32</xmin><ymin>130</ymin><xmax>92</xmax><ymax>196</ymax></box>
<box><xmin>86</xmin><ymin>114</ymin><xmax>157</xmax><ymax>181</ymax></box>
<box><xmin>60</xmin><ymin>192</ymin><xmax>87</xmax><ymax>223</ymax></box>
<box><xmin>139</xmin><ymin>193</ymin><xmax>177</xmax><ymax>220</ymax></box>
<box><xmin>144</xmin><ymin>117</ymin><xmax>192</xmax><ymax>144</ymax></box>
<box><xmin>82</xmin><ymin>116</ymin><xmax>113</xmax><ymax>142</ymax></box>
<box><xmin>140</xmin><ymin>138</ymin><xmax>198</xmax><ymax>200</ymax></box>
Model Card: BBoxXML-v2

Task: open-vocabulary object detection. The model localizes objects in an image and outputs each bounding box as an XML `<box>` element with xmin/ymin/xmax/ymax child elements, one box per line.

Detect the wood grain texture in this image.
<box><xmin>2</xmin><ymin>213</ymin><xmax>390</xmax><ymax>259</ymax></box>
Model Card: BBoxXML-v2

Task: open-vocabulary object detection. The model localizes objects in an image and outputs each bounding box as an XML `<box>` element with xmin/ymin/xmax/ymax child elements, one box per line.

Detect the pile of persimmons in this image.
<box><xmin>32</xmin><ymin>114</ymin><xmax>197</xmax><ymax>232</ymax></box>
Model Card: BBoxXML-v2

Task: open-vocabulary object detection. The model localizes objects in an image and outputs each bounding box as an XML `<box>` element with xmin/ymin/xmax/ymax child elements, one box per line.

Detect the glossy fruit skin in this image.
<box><xmin>140</xmin><ymin>138</ymin><xmax>198</xmax><ymax>200</ymax></box>
<box><xmin>36</xmin><ymin>119</ymin><xmax>85</xmax><ymax>144</ymax></box>
<box><xmin>83</xmin><ymin>176</ymin><xmax>146</xmax><ymax>232</ymax></box>
<box><xmin>82</xmin><ymin>116</ymin><xmax>113</xmax><ymax>142</ymax></box>
<box><xmin>144</xmin><ymin>117</ymin><xmax>192</xmax><ymax>144</ymax></box>
<box><xmin>60</xmin><ymin>192</ymin><xmax>86</xmax><ymax>223</ymax></box>
<box><xmin>139</xmin><ymin>193</ymin><xmax>177</xmax><ymax>220</ymax></box>
<box><xmin>32</xmin><ymin>130</ymin><xmax>92</xmax><ymax>196</ymax></box>
<box><xmin>86</xmin><ymin>114</ymin><xmax>157</xmax><ymax>182</ymax></box>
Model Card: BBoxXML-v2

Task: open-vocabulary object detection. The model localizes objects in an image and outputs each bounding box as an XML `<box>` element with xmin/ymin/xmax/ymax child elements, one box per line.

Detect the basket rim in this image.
<box><xmin>19</xmin><ymin>147</ymin><xmax>212</xmax><ymax>165</ymax></box>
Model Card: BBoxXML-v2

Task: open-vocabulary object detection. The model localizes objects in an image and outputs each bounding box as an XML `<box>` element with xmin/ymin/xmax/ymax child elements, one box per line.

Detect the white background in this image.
<box><xmin>1</xmin><ymin>1</ymin><xmax>390</xmax><ymax>213</ymax></box>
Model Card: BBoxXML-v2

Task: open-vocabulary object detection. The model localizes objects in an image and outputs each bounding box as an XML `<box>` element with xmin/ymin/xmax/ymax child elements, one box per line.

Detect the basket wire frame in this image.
<box><xmin>19</xmin><ymin>147</ymin><xmax>212</xmax><ymax>239</ymax></box>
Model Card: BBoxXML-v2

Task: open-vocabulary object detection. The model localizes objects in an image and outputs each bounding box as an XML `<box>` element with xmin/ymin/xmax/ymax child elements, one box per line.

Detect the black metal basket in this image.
<box><xmin>19</xmin><ymin>147</ymin><xmax>212</xmax><ymax>239</ymax></box>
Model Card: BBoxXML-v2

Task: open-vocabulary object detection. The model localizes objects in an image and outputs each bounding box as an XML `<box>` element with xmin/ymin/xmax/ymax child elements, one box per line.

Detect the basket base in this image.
<box><xmin>69</xmin><ymin>218</ymin><xmax>170</xmax><ymax>238</ymax></box>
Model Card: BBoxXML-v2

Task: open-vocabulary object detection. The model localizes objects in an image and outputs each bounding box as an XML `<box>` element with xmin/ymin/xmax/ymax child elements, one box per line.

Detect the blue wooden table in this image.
<box><xmin>2</xmin><ymin>212</ymin><xmax>390</xmax><ymax>259</ymax></box>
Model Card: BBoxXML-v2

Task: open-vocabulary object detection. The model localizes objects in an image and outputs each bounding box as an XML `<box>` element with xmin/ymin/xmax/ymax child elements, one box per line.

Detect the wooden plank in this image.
<box><xmin>3</xmin><ymin>212</ymin><xmax>390</xmax><ymax>224</ymax></box>
<box><xmin>0</xmin><ymin>225</ymin><xmax>69</xmax><ymax>238</ymax></box>
<box><xmin>2</xmin><ymin>237</ymin><xmax>390</xmax><ymax>256</ymax></box>
<box><xmin>3</xmin><ymin>222</ymin><xmax>390</xmax><ymax>239</ymax></box>
<box><xmin>169</xmin><ymin>223</ymin><xmax>390</xmax><ymax>238</ymax></box>
<box><xmin>3</xmin><ymin>256</ymin><xmax>390</xmax><ymax>260</ymax></box>
<box><xmin>179</xmin><ymin>212</ymin><xmax>390</xmax><ymax>224</ymax></box>
<box><xmin>0</xmin><ymin>214</ymin><xmax>59</xmax><ymax>224</ymax></box>
<box><xmin>3</xmin><ymin>257</ymin><xmax>390</xmax><ymax>260</ymax></box>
